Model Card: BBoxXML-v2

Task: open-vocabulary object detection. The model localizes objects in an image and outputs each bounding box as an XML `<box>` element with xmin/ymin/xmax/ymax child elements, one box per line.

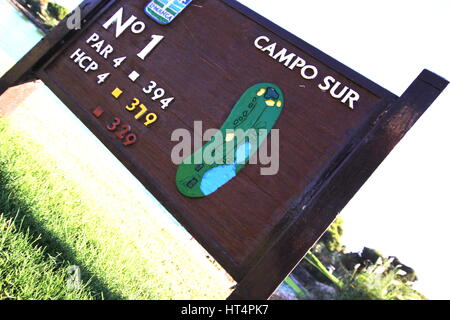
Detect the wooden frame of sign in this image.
<box><xmin>0</xmin><ymin>0</ymin><xmax>447</xmax><ymax>300</ymax></box>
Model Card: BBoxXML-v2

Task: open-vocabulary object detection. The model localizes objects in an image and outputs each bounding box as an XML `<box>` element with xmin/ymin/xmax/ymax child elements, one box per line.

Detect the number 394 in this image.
<box><xmin>143</xmin><ymin>81</ymin><xmax>174</xmax><ymax>110</ymax></box>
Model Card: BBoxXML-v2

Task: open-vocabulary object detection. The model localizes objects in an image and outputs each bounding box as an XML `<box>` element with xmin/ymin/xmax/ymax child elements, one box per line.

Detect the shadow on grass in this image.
<box><xmin>0</xmin><ymin>169</ymin><xmax>125</xmax><ymax>300</ymax></box>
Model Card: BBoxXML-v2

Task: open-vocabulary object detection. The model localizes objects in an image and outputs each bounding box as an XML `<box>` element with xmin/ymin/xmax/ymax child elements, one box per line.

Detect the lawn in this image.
<box><xmin>0</xmin><ymin>87</ymin><xmax>234</xmax><ymax>300</ymax></box>
<box><xmin>0</xmin><ymin>213</ymin><xmax>93</xmax><ymax>300</ymax></box>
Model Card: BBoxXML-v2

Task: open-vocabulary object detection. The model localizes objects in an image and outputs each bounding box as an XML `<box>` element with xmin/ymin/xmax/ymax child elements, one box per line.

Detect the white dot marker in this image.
<box><xmin>128</xmin><ymin>71</ymin><xmax>140</xmax><ymax>82</ymax></box>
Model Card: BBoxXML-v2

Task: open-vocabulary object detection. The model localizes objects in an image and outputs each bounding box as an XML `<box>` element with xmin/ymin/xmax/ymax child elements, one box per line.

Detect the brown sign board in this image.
<box><xmin>0</xmin><ymin>0</ymin><xmax>448</xmax><ymax>299</ymax></box>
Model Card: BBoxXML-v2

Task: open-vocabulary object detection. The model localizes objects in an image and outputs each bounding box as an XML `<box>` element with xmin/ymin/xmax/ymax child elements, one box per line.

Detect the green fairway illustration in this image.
<box><xmin>176</xmin><ymin>83</ymin><xmax>285</xmax><ymax>198</ymax></box>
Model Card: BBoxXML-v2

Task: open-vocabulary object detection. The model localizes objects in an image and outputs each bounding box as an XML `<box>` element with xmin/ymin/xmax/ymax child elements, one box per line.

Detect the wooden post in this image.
<box><xmin>228</xmin><ymin>69</ymin><xmax>448</xmax><ymax>300</ymax></box>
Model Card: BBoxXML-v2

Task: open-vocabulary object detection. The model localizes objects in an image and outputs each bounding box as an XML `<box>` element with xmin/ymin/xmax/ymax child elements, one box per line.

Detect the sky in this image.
<box><xmin>234</xmin><ymin>0</ymin><xmax>449</xmax><ymax>299</ymax></box>
<box><xmin>54</xmin><ymin>0</ymin><xmax>449</xmax><ymax>299</ymax></box>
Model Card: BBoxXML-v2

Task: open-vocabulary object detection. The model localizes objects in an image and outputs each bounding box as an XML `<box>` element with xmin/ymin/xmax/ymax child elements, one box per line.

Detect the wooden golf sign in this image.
<box><xmin>0</xmin><ymin>0</ymin><xmax>447</xmax><ymax>300</ymax></box>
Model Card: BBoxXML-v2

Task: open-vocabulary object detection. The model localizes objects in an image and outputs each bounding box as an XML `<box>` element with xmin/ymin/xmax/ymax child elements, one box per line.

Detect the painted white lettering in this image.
<box><xmin>261</xmin><ymin>42</ymin><xmax>277</xmax><ymax>57</ymax></box>
<box><xmin>78</xmin><ymin>56</ymin><xmax>92</xmax><ymax>69</ymax></box>
<box><xmin>102</xmin><ymin>7</ymin><xmax>138</xmax><ymax>38</ymax></box>
<box><xmin>100</xmin><ymin>44</ymin><xmax>114</xmax><ymax>59</ymax></box>
<box><xmin>318</xmin><ymin>76</ymin><xmax>360</xmax><ymax>109</ymax></box>
<box><xmin>301</xmin><ymin>65</ymin><xmax>318</xmax><ymax>80</ymax></box>
<box><xmin>70</xmin><ymin>48</ymin><xmax>98</xmax><ymax>73</ymax></box>
<box><xmin>90</xmin><ymin>39</ymin><xmax>104</xmax><ymax>52</ymax></box>
<box><xmin>86</xmin><ymin>33</ymin><xmax>99</xmax><ymax>44</ymax></box>
<box><xmin>131</xmin><ymin>21</ymin><xmax>146</xmax><ymax>34</ymax></box>
<box><xmin>87</xmin><ymin>34</ymin><xmax>115</xmax><ymax>60</ymax></box>
<box><xmin>254</xmin><ymin>35</ymin><xmax>270</xmax><ymax>49</ymax></box>
<box><xmin>330</xmin><ymin>82</ymin><xmax>349</xmax><ymax>99</ymax></box>
<box><xmin>318</xmin><ymin>75</ymin><xmax>335</xmax><ymax>91</ymax></box>
<box><xmin>84</xmin><ymin>60</ymin><xmax>98</xmax><ymax>73</ymax></box>
<box><xmin>70</xmin><ymin>48</ymin><xmax>86</xmax><ymax>62</ymax></box>
<box><xmin>289</xmin><ymin>56</ymin><xmax>306</xmax><ymax>70</ymax></box>
<box><xmin>342</xmin><ymin>90</ymin><xmax>360</xmax><ymax>109</ymax></box>
<box><xmin>272</xmin><ymin>48</ymin><xmax>297</xmax><ymax>67</ymax></box>
<box><xmin>137</xmin><ymin>35</ymin><xmax>165</xmax><ymax>60</ymax></box>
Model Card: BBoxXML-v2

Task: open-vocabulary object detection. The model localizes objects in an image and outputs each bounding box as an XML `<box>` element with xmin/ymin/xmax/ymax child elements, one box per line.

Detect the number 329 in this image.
<box><xmin>106</xmin><ymin>117</ymin><xmax>138</xmax><ymax>147</ymax></box>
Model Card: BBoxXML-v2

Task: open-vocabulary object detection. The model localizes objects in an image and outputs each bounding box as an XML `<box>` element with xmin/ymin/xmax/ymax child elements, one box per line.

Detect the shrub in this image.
<box><xmin>47</xmin><ymin>2</ymin><xmax>69</xmax><ymax>21</ymax></box>
<box><xmin>320</xmin><ymin>216</ymin><xmax>344</xmax><ymax>252</ymax></box>
<box><xmin>336</xmin><ymin>258</ymin><xmax>426</xmax><ymax>300</ymax></box>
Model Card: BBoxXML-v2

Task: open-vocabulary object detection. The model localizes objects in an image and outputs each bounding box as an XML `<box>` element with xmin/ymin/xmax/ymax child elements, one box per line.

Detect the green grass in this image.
<box><xmin>336</xmin><ymin>258</ymin><xmax>426</xmax><ymax>300</ymax></box>
<box><xmin>305</xmin><ymin>252</ymin><xmax>344</xmax><ymax>289</ymax></box>
<box><xmin>0</xmin><ymin>213</ymin><xmax>92</xmax><ymax>299</ymax></box>
<box><xmin>0</xmin><ymin>112</ymin><xmax>233</xmax><ymax>300</ymax></box>
<box><xmin>284</xmin><ymin>276</ymin><xmax>310</xmax><ymax>299</ymax></box>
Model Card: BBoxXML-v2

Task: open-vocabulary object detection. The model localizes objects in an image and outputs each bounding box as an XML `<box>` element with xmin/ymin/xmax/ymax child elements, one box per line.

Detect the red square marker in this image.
<box><xmin>92</xmin><ymin>106</ymin><xmax>104</xmax><ymax>118</ymax></box>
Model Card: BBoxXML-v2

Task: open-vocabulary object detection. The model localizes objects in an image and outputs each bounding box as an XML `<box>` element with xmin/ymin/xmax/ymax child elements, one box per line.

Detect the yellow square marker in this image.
<box><xmin>111</xmin><ymin>88</ymin><xmax>123</xmax><ymax>99</ymax></box>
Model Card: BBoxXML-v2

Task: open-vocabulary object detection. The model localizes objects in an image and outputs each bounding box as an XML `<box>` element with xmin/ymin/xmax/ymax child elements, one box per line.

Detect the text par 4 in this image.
<box><xmin>68</xmin><ymin>7</ymin><xmax>176</xmax><ymax>110</ymax></box>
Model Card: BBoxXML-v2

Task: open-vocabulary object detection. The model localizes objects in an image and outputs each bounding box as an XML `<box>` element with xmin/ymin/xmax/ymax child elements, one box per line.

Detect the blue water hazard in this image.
<box><xmin>200</xmin><ymin>142</ymin><xmax>252</xmax><ymax>196</ymax></box>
